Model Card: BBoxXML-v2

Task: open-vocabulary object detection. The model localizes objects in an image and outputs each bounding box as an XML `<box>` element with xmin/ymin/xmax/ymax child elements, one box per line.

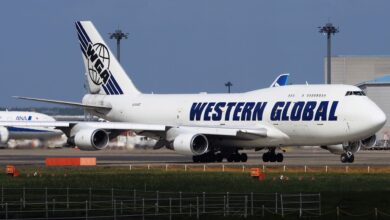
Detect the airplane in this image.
<box><xmin>3</xmin><ymin>21</ymin><xmax>386</xmax><ymax>163</ymax></box>
<box><xmin>0</xmin><ymin>111</ymin><xmax>63</xmax><ymax>146</ymax></box>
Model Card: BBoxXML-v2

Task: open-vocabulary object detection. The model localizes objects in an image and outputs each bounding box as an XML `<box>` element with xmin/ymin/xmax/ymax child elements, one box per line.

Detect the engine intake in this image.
<box><xmin>361</xmin><ymin>135</ymin><xmax>376</xmax><ymax>148</ymax></box>
<box><xmin>0</xmin><ymin>126</ymin><xmax>9</xmax><ymax>144</ymax></box>
<box><xmin>173</xmin><ymin>133</ymin><xmax>208</xmax><ymax>155</ymax></box>
<box><xmin>69</xmin><ymin>129</ymin><xmax>109</xmax><ymax>151</ymax></box>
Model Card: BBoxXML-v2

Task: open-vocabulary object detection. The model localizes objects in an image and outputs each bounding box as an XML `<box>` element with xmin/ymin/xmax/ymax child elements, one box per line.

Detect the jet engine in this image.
<box><xmin>361</xmin><ymin>135</ymin><xmax>376</xmax><ymax>148</ymax></box>
<box><xmin>173</xmin><ymin>133</ymin><xmax>208</xmax><ymax>155</ymax></box>
<box><xmin>0</xmin><ymin>126</ymin><xmax>9</xmax><ymax>144</ymax></box>
<box><xmin>321</xmin><ymin>141</ymin><xmax>362</xmax><ymax>155</ymax></box>
<box><xmin>68</xmin><ymin>129</ymin><xmax>109</xmax><ymax>151</ymax></box>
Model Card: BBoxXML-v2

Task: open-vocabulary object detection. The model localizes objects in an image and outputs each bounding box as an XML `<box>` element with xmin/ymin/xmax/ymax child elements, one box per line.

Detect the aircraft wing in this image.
<box><xmin>13</xmin><ymin>96</ymin><xmax>111</xmax><ymax>111</ymax></box>
<box><xmin>0</xmin><ymin>121</ymin><xmax>286</xmax><ymax>140</ymax></box>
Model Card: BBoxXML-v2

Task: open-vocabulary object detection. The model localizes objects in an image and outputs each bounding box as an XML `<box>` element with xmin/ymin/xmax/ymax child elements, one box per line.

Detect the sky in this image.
<box><xmin>0</xmin><ymin>0</ymin><xmax>390</xmax><ymax>107</ymax></box>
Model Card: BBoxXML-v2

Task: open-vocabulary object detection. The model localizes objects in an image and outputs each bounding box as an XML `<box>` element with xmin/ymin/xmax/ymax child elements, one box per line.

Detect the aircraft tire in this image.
<box><xmin>348</xmin><ymin>154</ymin><xmax>354</xmax><ymax>163</ymax></box>
<box><xmin>193</xmin><ymin>156</ymin><xmax>200</xmax><ymax>163</ymax></box>
<box><xmin>269</xmin><ymin>153</ymin><xmax>277</xmax><ymax>162</ymax></box>
<box><xmin>276</xmin><ymin>153</ymin><xmax>283</xmax><ymax>162</ymax></box>
<box><xmin>227</xmin><ymin>155</ymin><xmax>234</xmax><ymax>163</ymax></box>
<box><xmin>233</xmin><ymin>154</ymin><xmax>241</xmax><ymax>162</ymax></box>
<box><xmin>240</xmin><ymin>153</ymin><xmax>248</xmax><ymax>162</ymax></box>
<box><xmin>340</xmin><ymin>153</ymin><xmax>348</xmax><ymax>163</ymax></box>
<box><xmin>262</xmin><ymin>153</ymin><xmax>270</xmax><ymax>162</ymax></box>
<box><xmin>216</xmin><ymin>153</ymin><xmax>223</xmax><ymax>162</ymax></box>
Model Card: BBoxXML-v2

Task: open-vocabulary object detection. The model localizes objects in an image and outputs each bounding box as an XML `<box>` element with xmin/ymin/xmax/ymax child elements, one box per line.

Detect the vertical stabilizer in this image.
<box><xmin>75</xmin><ymin>21</ymin><xmax>140</xmax><ymax>95</ymax></box>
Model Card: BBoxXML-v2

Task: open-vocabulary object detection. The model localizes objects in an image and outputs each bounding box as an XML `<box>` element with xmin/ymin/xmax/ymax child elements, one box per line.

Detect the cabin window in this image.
<box><xmin>345</xmin><ymin>91</ymin><xmax>366</xmax><ymax>96</ymax></box>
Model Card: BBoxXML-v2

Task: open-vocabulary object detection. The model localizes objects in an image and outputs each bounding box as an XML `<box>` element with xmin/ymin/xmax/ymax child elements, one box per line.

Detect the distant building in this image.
<box><xmin>326</xmin><ymin>56</ymin><xmax>390</xmax><ymax>85</ymax></box>
<box><xmin>326</xmin><ymin>56</ymin><xmax>390</xmax><ymax>145</ymax></box>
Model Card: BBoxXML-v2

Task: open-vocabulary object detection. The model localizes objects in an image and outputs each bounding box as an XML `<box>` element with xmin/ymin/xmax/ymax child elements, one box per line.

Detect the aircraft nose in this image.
<box><xmin>368</xmin><ymin>104</ymin><xmax>387</xmax><ymax>132</ymax></box>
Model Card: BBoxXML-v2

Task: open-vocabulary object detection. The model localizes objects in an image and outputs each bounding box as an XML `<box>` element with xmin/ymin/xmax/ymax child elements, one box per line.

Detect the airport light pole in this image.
<box><xmin>225</xmin><ymin>81</ymin><xmax>233</xmax><ymax>93</ymax></box>
<box><xmin>319</xmin><ymin>23</ymin><xmax>339</xmax><ymax>84</ymax></box>
<box><xmin>109</xmin><ymin>29</ymin><xmax>129</xmax><ymax>63</ymax></box>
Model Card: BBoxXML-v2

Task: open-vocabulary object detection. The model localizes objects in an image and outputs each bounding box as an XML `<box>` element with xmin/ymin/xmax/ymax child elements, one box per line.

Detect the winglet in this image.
<box><xmin>270</xmin><ymin>73</ymin><xmax>289</xmax><ymax>87</ymax></box>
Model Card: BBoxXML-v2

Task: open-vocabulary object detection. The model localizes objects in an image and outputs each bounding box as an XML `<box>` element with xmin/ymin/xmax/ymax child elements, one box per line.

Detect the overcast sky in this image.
<box><xmin>0</xmin><ymin>0</ymin><xmax>389</xmax><ymax>107</ymax></box>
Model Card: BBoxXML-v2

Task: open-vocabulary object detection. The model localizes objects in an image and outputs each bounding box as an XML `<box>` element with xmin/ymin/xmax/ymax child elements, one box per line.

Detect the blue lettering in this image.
<box><xmin>225</xmin><ymin>102</ymin><xmax>236</xmax><ymax>121</ymax></box>
<box><xmin>271</xmin><ymin>102</ymin><xmax>285</xmax><ymax>121</ymax></box>
<box><xmin>252</xmin><ymin>102</ymin><xmax>267</xmax><ymax>121</ymax></box>
<box><xmin>190</xmin><ymin>102</ymin><xmax>207</xmax><ymax>121</ymax></box>
<box><xmin>212</xmin><ymin>102</ymin><xmax>226</xmax><ymax>121</ymax></box>
<box><xmin>302</xmin><ymin>101</ymin><xmax>316</xmax><ymax>121</ymax></box>
<box><xmin>290</xmin><ymin>102</ymin><xmax>304</xmax><ymax>121</ymax></box>
<box><xmin>241</xmin><ymin>102</ymin><xmax>255</xmax><ymax>121</ymax></box>
<box><xmin>314</xmin><ymin>101</ymin><xmax>328</xmax><ymax>121</ymax></box>
<box><xmin>203</xmin><ymin>102</ymin><xmax>216</xmax><ymax>121</ymax></box>
<box><xmin>233</xmin><ymin>102</ymin><xmax>245</xmax><ymax>121</ymax></box>
<box><xmin>329</xmin><ymin>101</ymin><xmax>338</xmax><ymax>121</ymax></box>
<box><xmin>281</xmin><ymin>102</ymin><xmax>291</xmax><ymax>121</ymax></box>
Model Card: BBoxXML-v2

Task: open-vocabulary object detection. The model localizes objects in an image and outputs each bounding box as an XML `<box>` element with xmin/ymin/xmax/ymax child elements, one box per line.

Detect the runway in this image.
<box><xmin>1</xmin><ymin>148</ymin><xmax>390</xmax><ymax>166</ymax></box>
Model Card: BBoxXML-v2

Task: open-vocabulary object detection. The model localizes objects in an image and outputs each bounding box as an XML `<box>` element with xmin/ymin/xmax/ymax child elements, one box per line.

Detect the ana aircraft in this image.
<box><xmin>0</xmin><ymin>111</ymin><xmax>63</xmax><ymax>145</ymax></box>
<box><xmin>6</xmin><ymin>21</ymin><xmax>386</xmax><ymax>163</ymax></box>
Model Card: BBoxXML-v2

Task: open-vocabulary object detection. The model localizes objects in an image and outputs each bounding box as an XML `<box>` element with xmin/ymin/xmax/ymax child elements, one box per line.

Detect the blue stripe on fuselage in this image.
<box><xmin>7</xmin><ymin>127</ymin><xmax>54</xmax><ymax>133</ymax></box>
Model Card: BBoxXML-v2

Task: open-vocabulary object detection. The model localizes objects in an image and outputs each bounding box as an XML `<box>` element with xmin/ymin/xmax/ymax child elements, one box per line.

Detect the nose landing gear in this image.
<box><xmin>341</xmin><ymin>152</ymin><xmax>354</xmax><ymax>163</ymax></box>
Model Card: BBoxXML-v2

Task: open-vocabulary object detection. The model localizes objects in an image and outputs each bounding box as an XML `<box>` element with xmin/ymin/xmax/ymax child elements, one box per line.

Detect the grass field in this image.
<box><xmin>2</xmin><ymin>166</ymin><xmax>390</xmax><ymax>219</ymax></box>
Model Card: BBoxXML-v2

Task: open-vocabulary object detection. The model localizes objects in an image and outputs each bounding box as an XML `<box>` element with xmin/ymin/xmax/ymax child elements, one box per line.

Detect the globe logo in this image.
<box><xmin>87</xmin><ymin>43</ymin><xmax>110</xmax><ymax>85</ymax></box>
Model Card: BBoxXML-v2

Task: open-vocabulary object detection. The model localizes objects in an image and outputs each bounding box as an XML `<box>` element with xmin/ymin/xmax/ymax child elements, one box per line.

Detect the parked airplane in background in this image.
<box><xmin>5</xmin><ymin>21</ymin><xmax>386</xmax><ymax>163</ymax></box>
<box><xmin>0</xmin><ymin>111</ymin><xmax>63</xmax><ymax>146</ymax></box>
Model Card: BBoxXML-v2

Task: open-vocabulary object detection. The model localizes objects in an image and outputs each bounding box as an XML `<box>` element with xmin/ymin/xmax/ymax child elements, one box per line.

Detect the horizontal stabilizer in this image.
<box><xmin>13</xmin><ymin>96</ymin><xmax>111</xmax><ymax>110</ymax></box>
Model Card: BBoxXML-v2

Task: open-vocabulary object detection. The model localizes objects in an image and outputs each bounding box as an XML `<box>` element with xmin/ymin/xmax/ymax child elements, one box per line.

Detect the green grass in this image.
<box><xmin>2</xmin><ymin>167</ymin><xmax>390</xmax><ymax>219</ymax></box>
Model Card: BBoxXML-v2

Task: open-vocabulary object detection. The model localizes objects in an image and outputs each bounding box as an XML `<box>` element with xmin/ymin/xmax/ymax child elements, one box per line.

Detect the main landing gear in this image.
<box><xmin>262</xmin><ymin>149</ymin><xmax>284</xmax><ymax>163</ymax></box>
<box><xmin>340</xmin><ymin>152</ymin><xmax>354</xmax><ymax>163</ymax></box>
<box><xmin>192</xmin><ymin>150</ymin><xmax>248</xmax><ymax>163</ymax></box>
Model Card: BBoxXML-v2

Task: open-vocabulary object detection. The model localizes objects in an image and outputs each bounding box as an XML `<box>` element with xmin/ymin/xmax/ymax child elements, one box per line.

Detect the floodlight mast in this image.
<box><xmin>225</xmin><ymin>81</ymin><xmax>233</xmax><ymax>93</ymax></box>
<box><xmin>319</xmin><ymin>23</ymin><xmax>339</xmax><ymax>84</ymax></box>
<box><xmin>109</xmin><ymin>29</ymin><xmax>129</xmax><ymax>63</ymax></box>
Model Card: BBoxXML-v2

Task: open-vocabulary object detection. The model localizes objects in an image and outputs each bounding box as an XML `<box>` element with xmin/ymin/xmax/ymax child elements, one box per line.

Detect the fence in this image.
<box><xmin>0</xmin><ymin>187</ymin><xmax>320</xmax><ymax>219</ymax></box>
<box><xmin>126</xmin><ymin>163</ymin><xmax>389</xmax><ymax>174</ymax></box>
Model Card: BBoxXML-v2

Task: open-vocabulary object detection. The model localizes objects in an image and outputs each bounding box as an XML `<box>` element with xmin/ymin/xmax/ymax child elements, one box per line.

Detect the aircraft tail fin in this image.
<box><xmin>75</xmin><ymin>21</ymin><xmax>140</xmax><ymax>96</ymax></box>
<box><xmin>270</xmin><ymin>73</ymin><xmax>289</xmax><ymax>88</ymax></box>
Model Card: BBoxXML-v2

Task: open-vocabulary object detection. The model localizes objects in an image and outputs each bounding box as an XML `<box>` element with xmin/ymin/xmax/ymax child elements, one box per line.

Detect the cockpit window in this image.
<box><xmin>345</xmin><ymin>91</ymin><xmax>366</xmax><ymax>96</ymax></box>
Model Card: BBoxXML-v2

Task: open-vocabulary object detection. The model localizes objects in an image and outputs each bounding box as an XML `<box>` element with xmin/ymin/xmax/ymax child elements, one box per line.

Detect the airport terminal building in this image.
<box><xmin>326</xmin><ymin>56</ymin><xmax>390</xmax><ymax>145</ymax></box>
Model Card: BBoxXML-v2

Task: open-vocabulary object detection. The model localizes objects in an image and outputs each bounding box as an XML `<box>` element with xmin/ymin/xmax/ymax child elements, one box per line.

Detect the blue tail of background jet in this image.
<box><xmin>270</xmin><ymin>73</ymin><xmax>289</xmax><ymax>87</ymax></box>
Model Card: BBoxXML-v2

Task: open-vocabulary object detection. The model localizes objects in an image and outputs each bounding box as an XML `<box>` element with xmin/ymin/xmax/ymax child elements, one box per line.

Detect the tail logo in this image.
<box><xmin>86</xmin><ymin>43</ymin><xmax>110</xmax><ymax>85</ymax></box>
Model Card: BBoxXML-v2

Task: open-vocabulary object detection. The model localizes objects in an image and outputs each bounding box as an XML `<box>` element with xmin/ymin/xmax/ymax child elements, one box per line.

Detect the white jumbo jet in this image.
<box><xmin>6</xmin><ymin>21</ymin><xmax>386</xmax><ymax>163</ymax></box>
<box><xmin>0</xmin><ymin>111</ymin><xmax>62</xmax><ymax>146</ymax></box>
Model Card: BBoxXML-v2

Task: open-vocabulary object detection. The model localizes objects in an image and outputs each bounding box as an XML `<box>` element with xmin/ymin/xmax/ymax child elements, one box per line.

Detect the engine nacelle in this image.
<box><xmin>0</xmin><ymin>126</ymin><xmax>9</xmax><ymax>144</ymax></box>
<box><xmin>69</xmin><ymin>129</ymin><xmax>109</xmax><ymax>151</ymax></box>
<box><xmin>321</xmin><ymin>144</ymin><xmax>344</xmax><ymax>154</ymax></box>
<box><xmin>361</xmin><ymin>135</ymin><xmax>376</xmax><ymax>148</ymax></box>
<box><xmin>321</xmin><ymin>141</ymin><xmax>362</xmax><ymax>155</ymax></box>
<box><xmin>173</xmin><ymin>133</ymin><xmax>208</xmax><ymax>155</ymax></box>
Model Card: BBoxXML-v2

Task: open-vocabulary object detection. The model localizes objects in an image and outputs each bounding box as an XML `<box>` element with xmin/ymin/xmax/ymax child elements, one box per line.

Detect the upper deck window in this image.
<box><xmin>345</xmin><ymin>91</ymin><xmax>366</xmax><ymax>96</ymax></box>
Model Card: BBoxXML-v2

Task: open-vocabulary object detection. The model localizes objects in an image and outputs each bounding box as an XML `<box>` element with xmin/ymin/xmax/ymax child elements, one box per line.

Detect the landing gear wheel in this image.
<box><xmin>216</xmin><ymin>153</ymin><xmax>223</xmax><ymax>162</ymax></box>
<box><xmin>276</xmin><ymin>153</ymin><xmax>284</xmax><ymax>162</ymax></box>
<box><xmin>233</xmin><ymin>154</ymin><xmax>241</xmax><ymax>162</ymax></box>
<box><xmin>340</xmin><ymin>153</ymin><xmax>348</xmax><ymax>163</ymax></box>
<box><xmin>240</xmin><ymin>153</ymin><xmax>248</xmax><ymax>162</ymax></box>
<box><xmin>262</xmin><ymin>153</ymin><xmax>270</xmax><ymax>162</ymax></box>
<box><xmin>193</xmin><ymin>155</ymin><xmax>200</xmax><ymax>163</ymax></box>
<box><xmin>269</xmin><ymin>154</ymin><xmax>277</xmax><ymax>162</ymax></box>
<box><xmin>348</xmin><ymin>154</ymin><xmax>354</xmax><ymax>163</ymax></box>
<box><xmin>227</xmin><ymin>155</ymin><xmax>234</xmax><ymax>163</ymax></box>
